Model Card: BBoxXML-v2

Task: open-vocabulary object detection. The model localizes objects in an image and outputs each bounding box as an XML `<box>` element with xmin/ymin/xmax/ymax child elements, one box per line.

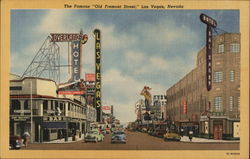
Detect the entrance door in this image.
<box><xmin>213</xmin><ymin>124</ymin><xmax>223</xmax><ymax>140</ymax></box>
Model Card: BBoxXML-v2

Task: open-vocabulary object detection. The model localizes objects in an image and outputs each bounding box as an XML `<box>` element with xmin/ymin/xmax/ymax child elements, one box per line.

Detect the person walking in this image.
<box><xmin>23</xmin><ymin>131</ymin><xmax>30</xmax><ymax>147</ymax></box>
<box><xmin>188</xmin><ymin>130</ymin><xmax>193</xmax><ymax>142</ymax></box>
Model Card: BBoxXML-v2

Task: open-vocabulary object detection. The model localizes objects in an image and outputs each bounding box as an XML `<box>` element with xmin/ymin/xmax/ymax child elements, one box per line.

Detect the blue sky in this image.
<box><xmin>11</xmin><ymin>10</ymin><xmax>239</xmax><ymax>122</ymax></box>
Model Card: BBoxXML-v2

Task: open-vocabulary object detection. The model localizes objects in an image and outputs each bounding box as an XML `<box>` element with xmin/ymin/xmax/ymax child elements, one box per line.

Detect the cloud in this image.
<box><xmin>102</xmin><ymin>68</ymin><xmax>166</xmax><ymax>122</ymax></box>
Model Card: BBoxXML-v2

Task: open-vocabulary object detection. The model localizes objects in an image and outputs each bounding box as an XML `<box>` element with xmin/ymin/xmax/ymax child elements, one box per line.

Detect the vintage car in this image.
<box><xmin>111</xmin><ymin>131</ymin><xmax>127</xmax><ymax>144</ymax></box>
<box><xmin>84</xmin><ymin>129</ymin><xmax>104</xmax><ymax>143</ymax></box>
<box><xmin>9</xmin><ymin>136</ymin><xmax>23</xmax><ymax>149</ymax></box>
<box><xmin>163</xmin><ymin>131</ymin><xmax>181</xmax><ymax>141</ymax></box>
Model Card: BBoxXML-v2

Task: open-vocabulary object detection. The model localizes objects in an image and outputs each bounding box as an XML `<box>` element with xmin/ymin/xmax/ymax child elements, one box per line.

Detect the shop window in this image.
<box><xmin>230</xmin><ymin>43</ymin><xmax>240</xmax><ymax>53</ymax></box>
<box><xmin>217</xmin><ymin>44</ymin><xmax>224</xmax><ymax>53</ymax></box>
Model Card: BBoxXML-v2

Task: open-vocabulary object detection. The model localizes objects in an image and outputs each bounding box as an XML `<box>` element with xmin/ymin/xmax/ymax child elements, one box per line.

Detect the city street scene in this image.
<box><xmin>9</xmin><ymin>10</ymin><xmax>240</xmax><ymax>150</ymax></box>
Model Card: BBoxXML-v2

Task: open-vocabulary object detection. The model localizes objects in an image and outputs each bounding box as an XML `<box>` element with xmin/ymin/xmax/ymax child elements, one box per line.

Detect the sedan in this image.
<box><xmin>111</xmin><ymin>131</ymin><xmax>127</xmax><ymax>144</ymax></box>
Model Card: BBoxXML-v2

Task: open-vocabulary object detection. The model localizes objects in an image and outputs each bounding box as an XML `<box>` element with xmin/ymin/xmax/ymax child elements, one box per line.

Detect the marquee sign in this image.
<box><xmin>94</xmin><ymin>29</ymin><xmax>102</xmax><ymax>122</ymax></box>
<box><xmin>200</xmin><ymin>13</ymin><xmax>217</xmax><ymax>91</ymax></box>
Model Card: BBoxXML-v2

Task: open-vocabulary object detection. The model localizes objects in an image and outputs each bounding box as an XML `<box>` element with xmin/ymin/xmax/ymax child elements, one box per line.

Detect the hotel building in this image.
<box><xmin>165</xmin><ymin>33</ymin><xmax>240</xmax><ymax>140</ymax></box>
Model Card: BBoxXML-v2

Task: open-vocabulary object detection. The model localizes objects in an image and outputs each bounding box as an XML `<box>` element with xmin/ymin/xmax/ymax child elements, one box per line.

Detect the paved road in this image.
<box><xmin>23</xmin><ymin>131</ymin><xmax>239</xmax><ymax>150</ymax></box>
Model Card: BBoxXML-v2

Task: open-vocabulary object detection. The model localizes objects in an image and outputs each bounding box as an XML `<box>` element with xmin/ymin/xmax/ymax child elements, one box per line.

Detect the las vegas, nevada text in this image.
<box><xmin>64</xmin><ymin>4</ymin><xmax>184</xmax><ymax>9</ymax></box>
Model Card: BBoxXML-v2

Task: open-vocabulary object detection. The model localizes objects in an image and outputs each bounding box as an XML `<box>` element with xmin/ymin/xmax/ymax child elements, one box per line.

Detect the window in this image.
<box><xmin>214</xmin><ymin>96</ymin><xmax>222</xmax><ymax>112</ymax></box>
<box><xmin>230</xmin><ymin>44</ymin><xmax>240</xmax><ymax>53</ymax></box>
<box><xmin>218</xmin><ymin>44</ymin><xmax>224</xmax><ymax>53</ymax></box>
<box><xmin>238</xmin><ymin>96</ymin><xmax>240</xmax><ymax>110</ymax></box>
<box><xmin>230</xmin><ymin>71</ymin><xmax>235</xmax><ymax>82</ymax></box>
<box><xmin>214</xmin><ymin>71</ymin><xmax>223</xmax><ymax>82</ymax></box>
<box><xmin>229</xmin><ymin>96</ymin><xmax>233</xmax><ymax>111</ymax></box>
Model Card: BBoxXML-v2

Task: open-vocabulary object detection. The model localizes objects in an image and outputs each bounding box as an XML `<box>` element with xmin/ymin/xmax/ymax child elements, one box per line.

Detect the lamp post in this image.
<box><xmin>30</xmin><ymin>81</ymin><xmax>33</xmax><ymax>143</ymax></box>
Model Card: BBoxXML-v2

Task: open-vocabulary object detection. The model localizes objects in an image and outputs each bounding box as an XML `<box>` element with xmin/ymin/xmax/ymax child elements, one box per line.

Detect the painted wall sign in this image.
<box><xmin>94</xmin><ymin>29</ymin><xmax>102</xmax><ymax>122</ymax></box>
<box><xmin>57</xmin><ymin>80</ymin><xmax>85</xmax><ymax>95</ymax></box>
<box><xmin>183</xmin><ymin>99</ymin><xmax>187</xmax><ymax>114</ymax></box>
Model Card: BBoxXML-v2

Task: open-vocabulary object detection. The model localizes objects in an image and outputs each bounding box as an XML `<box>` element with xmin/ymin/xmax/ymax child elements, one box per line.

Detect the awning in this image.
<box><xmin>42</xmin><ymin>122</ymin><xmax>66</xmax><ymax>129</ymax></box>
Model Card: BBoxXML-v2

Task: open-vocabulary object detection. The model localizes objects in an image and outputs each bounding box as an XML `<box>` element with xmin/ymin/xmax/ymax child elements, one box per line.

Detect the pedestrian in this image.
<box><xmin>180</xmin><ymin>128</ymin><xmax>184</xmax><ymax>137</ymax></box>
<box><xmin>22</xmin><ymin>131</ymin><xmax>30</xmax><ymax>147</ymax></box>
<box><xmin>188</xmin><ymin>130</ymin><xmax>193</xmax><ymax>142</ymax></box>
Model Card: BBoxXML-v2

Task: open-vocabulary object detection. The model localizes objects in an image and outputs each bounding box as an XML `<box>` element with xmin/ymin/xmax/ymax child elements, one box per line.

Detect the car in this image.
<box><xmin>111</xmin><ymin>131</ymin><xmax>127</xmax><ymax>144</ymax></box>
<box><xmin>152</xmin><ymin>128</ymin><xmax>166</xmax><ymax>138</ymax></box>
<box><xmin>84</xmin><ymin>130</ymin><xmax>104</xmax><ymax>142</ymax></box>
<box><xmin>9</xmin><ymin>136</ymin><xmax>23</xmax><ymax>149</ymax></box>
<box><xmin>163</xmin><ymin>131</ymin><xmax>181</xmax><ymax>141</ymax></box>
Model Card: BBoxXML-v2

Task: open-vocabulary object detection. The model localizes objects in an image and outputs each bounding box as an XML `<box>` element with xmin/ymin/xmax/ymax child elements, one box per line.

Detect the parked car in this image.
<box><xmin>9</xmin><ymin>136</ymin><xmax>23</xmax><ymax>149</ymax></box>
<box><xmin>147</xmin><ymin>129</ymin><xmax>154</xmax><ymax>136</ymax></box>
<box><xmin>153</xmin><ymin>128</ymin><xmax>166</xmax><ymax>138</ymax></box>
<box><xmin>111</xmin><ymin>131</ymin><xmax>127</xmax><ymax>144</ymax></box>
<box><xmin>163</xmin><ymin>131</ymin><xmax>181</xmax><ymax>141</ymax></box>
<box><xmin>84</xmin><ymin>130</ymin><xmax>104</xmax><ymax>142</ymax></box>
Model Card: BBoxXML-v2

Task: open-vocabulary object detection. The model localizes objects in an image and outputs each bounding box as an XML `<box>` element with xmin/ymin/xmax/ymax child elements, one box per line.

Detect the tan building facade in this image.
<box><xmin>10</xmin><ymin>75</ymin><xmax>96</xmax><ymax>142</ymax></box>
<box><xmin>165</xmin><ymin>33</ymin><xmax>240</xmax><ymax>140</ymax></box>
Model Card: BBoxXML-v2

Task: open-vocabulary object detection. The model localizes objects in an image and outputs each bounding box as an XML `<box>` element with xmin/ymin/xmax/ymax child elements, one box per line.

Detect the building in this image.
<box><xmin>152</xmin><ymin>95</ymin><xmax>167</xmax><ymax>120</ymax></box>
<box><xmin>135</xmin><ymin>99</ymin><xmax>145</xmax><ymax>121</ymax></box>
<box><xmin>165</xmin><ymin>33</ymin><xmax>240</xmax><ymax>140</ymax></box>
<box><xmin>10</xmin><ymin>74</ymin><xmax>96</xmax><ymax>142</ymax></box>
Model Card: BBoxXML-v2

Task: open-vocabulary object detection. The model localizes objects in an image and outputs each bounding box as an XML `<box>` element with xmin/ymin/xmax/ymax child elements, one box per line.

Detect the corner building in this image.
<box><xmin>165</xmin><ymin>33</ymin><xmax>240</xmax><ymax>140</ymax></box>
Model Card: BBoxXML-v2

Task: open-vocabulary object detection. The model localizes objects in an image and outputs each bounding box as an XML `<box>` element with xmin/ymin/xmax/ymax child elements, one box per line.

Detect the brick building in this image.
<box><xmin>165</xmin><ymin>33</ymin><xmax>240</xmax><ymax>140</ymax></box>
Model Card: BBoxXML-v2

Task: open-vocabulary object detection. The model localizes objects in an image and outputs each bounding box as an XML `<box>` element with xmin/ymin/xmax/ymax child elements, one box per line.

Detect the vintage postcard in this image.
<box><xmin>0</xmin><ymin>0</ymin><xmax>249</xmax><ymax>159</ymax></box>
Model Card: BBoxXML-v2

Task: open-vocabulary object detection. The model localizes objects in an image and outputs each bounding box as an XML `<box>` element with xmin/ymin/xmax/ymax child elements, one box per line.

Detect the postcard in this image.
<box><xmin>0</xmin><ymin>0</ymin><xmax>249</xmax><ymax>159</ymax></box>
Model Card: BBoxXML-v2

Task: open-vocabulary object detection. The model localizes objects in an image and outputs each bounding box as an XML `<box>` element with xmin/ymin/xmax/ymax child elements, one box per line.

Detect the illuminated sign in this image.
<box><xmin>200</xmin><ymin>14</ymin><xmax>217</xmax><ymax>91</ymax></box>
<box><xmin>85</xmin><ymin>73</ymin><xmax>95</xmax><ymax>82</ymax></box>
<box><xmin>70</xmin><ymin>41</ymin><xmax>81</xmax><ymax>81</ymax></box>
<box><xmin>102</xmin><ymin>106</ymin><xmax>111</xmax><ymax>110</ymax></box>
<box><xmin>200</xmin><ymin>14</ymin><xmax>217</xmax><ymax>28</ymax></box>
<box><xmin>94</xmin><ymin>29</ymin><xmax>102</xmax><ymax>122</ymax></box>
<box><xmin>183</xmin><ymin>99</ymin><xmax>187</xmax><ymax>114</ymax></box>
<box><xmin>50</xmin><ymin>33</ymin><xmax>83</xmax><ymax>42</ymax></box>
<box><xmin>206</xmin><ymin>26</ymin><xmax>212</xmax><ymax>91</ymax></box>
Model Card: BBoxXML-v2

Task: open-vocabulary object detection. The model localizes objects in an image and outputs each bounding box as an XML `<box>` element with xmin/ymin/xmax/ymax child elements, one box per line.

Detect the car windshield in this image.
<box><xmin>113</xmin><ymin>131</ymin><xmax>125</xmax><ymax>135</ymax></box>
<box><xmin>89</xmin><ymin>131</ymin><xmax>98</xmax><ymax>134</ymax></box>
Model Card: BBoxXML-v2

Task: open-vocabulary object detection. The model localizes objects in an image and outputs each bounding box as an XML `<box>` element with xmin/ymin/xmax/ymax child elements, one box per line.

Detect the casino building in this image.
<box><xmin>165</xmin><ymin>33</ymin><xmax>240</xmax><ymax>140</ymax></box>
<box><xmin>10</xmin><ymin>74</ymin><xmax>96</xmax><ymax>142</ymax></box>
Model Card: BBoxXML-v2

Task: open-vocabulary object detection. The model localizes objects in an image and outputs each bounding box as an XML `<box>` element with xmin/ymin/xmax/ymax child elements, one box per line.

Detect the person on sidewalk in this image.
<box><xmin>180</xmin><ymin>128</ymin><xmax>184</xmax><ymax>137</ymax></box>
<box><xmin>22</xmin><ymin>131</ymin><xmax>30</xmax><ymax>147</ymax></box>
<box><xmin>188</xmin><ymin>130</ymin><xmax>193</xmax><ymax>142</ymax></box>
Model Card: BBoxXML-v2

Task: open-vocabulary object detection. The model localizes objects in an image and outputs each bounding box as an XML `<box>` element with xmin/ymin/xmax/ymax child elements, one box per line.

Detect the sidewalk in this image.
<box><xmin>180</xmin><ymin>136</ymin><xmax>240</xmax><ymax>143</ymax></box>
<box><xmin>42</xmin><ymin>134</ymin><xmax>85</xmax><ymax>144</ymax></box>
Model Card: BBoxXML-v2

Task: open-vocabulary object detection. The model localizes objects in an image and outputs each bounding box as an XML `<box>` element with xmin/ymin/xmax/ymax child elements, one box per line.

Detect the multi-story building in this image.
<box><xmin>165</xmin><ymin>33</ymin><xmax>240</xmax><ymax>140</ymax></box>
<box><xmin>135</xmin><ymin>99</ymin><xmax>145</xmax><ymax>121</ymax></box>
<box><xmin>10</xmin><ymin>74</ymin><xmax>96</xmax><ymax>142</ymax></box>
<box><xmin>152</xmin><ymin>95</ymin><xmax>167</xmax><ymax>120</ymax></box>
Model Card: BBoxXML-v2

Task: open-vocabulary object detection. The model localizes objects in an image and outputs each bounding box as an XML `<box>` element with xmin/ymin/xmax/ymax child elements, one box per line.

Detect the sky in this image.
<box><xmin>11</xmin><ymin>9</ymin><xmax>239</xmax><ymax>123</ymax></box>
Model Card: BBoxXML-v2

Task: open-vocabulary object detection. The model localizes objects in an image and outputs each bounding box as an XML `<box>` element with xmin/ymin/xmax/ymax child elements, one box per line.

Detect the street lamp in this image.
<box><xmin>30</xmin><ymin>81</ymin><xmax>33</xmax><ymax>143</ymax></box>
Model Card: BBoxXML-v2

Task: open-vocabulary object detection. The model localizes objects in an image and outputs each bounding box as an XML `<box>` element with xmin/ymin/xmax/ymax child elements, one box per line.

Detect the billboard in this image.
<box><xmin>57</xmin><ymin>80</ymin><xmax>85</xmax><ymax>95</ymax></box>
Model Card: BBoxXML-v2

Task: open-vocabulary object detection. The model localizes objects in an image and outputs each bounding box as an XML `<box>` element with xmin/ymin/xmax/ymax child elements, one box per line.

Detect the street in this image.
<box><xmin>22</xmin><ymin>131</ymin><xmax>239</xmax><ymax>150</ymax></box>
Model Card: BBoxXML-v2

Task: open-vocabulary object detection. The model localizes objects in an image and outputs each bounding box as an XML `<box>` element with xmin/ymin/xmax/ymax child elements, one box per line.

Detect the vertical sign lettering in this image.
<box><xmin>71</xmin><ymin>41</ymin><xmax>81</xmax><ymax>81</ymax></box>
<box><xmin>200</xmin><ymin>14</ymin><xmax>217</xmax><ymax>91</ymax></box>
<box><xmin>206</xmin><ymin>26</ymin><xmax>212</xmax><ymax>91</ymax></box>
<box><xmin>94</xmin><ymin>29</ymin><xmax>102</xmax><ymax>122</ymax></box>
